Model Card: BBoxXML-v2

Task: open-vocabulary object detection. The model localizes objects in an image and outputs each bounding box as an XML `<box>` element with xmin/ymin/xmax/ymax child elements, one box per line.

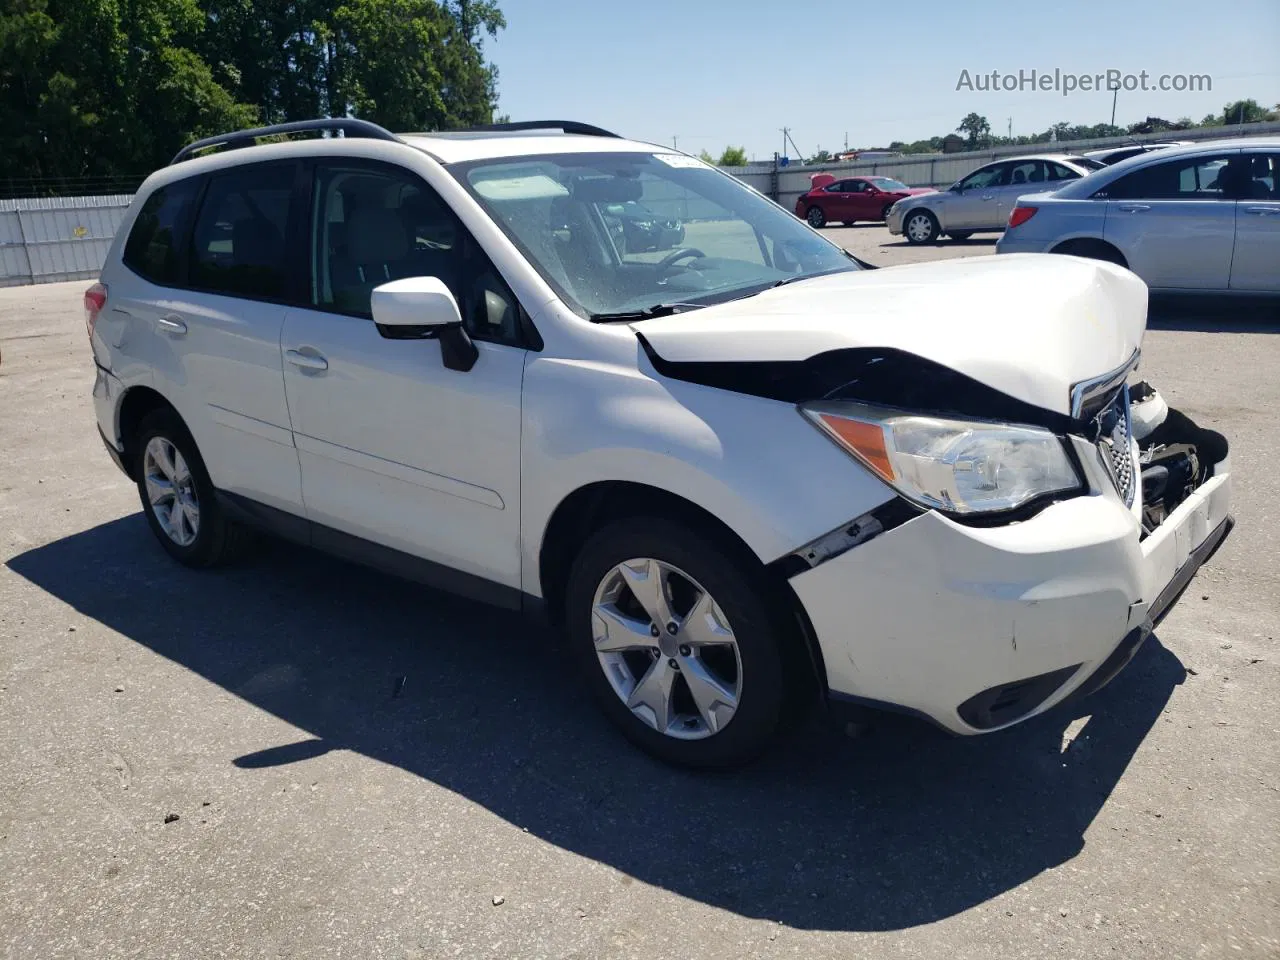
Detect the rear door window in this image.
<box><xmin>188</xmin><ymin>163</ymin><xmax>296</xmax><ymax>299</ymax></box>
<box><xmin>1046</xmin><ymin>162</ymin><xmax>1080</xmax><ymax>181</ymax></box>
<box><xmin>122</xmin><ymin>179</ymin><xmax>200</xmax><ymax>285</ymax></box>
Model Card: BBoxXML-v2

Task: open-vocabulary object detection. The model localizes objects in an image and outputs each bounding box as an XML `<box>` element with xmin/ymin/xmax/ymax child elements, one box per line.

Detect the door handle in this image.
<box><xmin>1244</xmin><ymin>206</ymin><xmax>1280</xmax><ymax>215</ymax></box>
<box><xmin>156</xmin><ymin>314</ymin><xmax>187</xmax><ymax>335</ymax></box>
<box><xmin>285</xmin><ymin>349</ymin><xmax>328</xmax><ymax>371</ymax></box>
<box><xmin>1118</xmin><ymin>203</ymin><xmax>1151</xmax><ymax>213</ymax></box>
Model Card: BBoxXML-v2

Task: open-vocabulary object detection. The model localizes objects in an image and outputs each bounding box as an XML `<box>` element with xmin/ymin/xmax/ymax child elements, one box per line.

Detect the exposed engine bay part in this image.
<box><xmin>1129</xmin><ymin>380</ymin><xmax>1169</xmax><ymax>442</ymax></box>
<box><xmin>1137</xmin><ymin>405</ymin><xmax>1228</xmax><ymax>535</ymax></box>
<box><xmin>768</xmin><ymin>498</ymin><xmax>923</xmax><ymax>578</ymax></box>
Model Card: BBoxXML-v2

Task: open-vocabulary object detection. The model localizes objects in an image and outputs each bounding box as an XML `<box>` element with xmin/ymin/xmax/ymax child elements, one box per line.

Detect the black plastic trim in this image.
<box><xmin>957</xmin><ymin>664</ymin><xmax>1083</xmax><ymax>731</ymax></box>
<box><xmin>172</xmin><ymin>118</ymin><xmax>399</xmax><ymax>165</ymax></box>
<box><xmin>214</xmin><ymin>491</ymin><xmax>523</xmax><ymax>611</ymax></box>
<box><xmin>767</xmin><ymin>496</ymin><xmax>923</xmax><ymax>580</ymax></box>
<box><xmin>462</xmin><ymin>120</ymin><xmax>619</xmax><ymax>138</ymax></box>
<box><xmin>827</xmin><ymin>690</ymin><xmax>953</xmax><ymax>733</ymax></box>
<box><xmin>1064</xmin><ymin>625</ymin><xmax>1150</xmax><ymax>704</ymax></box>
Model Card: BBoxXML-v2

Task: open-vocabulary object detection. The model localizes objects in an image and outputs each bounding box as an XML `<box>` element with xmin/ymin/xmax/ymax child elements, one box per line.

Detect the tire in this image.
<box><xmin>880</xmin><ymin>203</ymin><xmax>895</xmax><ymax>221</ymax></box>
<box><xmin>947</xmin><ymin>231</ymin><xmax>973</xmax><ymax>241</ymax></box>
<box><xmin>133</xmin><ymin>410</ymin><xmax>252</xmax><ymax>567</ymax></box>
<box><xmin>564</xmin><ymin>517</ymin><xmax>793</xmax><ymax>768</ymax></box>
<box><xmin>902</xmin><ymin>208</ymin><xmax>940</xmax><ymax>244</ymax></box>
<box><xmin>805</xmin><ymin>205</ymin><xmax>826</xmax><ymax>228</ymax></box>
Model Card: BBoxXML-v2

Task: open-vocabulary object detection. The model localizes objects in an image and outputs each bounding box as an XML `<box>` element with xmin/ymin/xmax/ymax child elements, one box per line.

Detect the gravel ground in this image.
<box><xmin>2</xmin><ymin>234</ymin><xmax>1278</xmax><ymax>959</ymax></box>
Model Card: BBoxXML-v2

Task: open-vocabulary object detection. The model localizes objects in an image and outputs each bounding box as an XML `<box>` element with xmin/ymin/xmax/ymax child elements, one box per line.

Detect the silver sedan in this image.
<box><xmin>886</xmin><ymin>154</ymin><xmax>1102</xmax><ymax>244</ymax></box>
<box><xmin>997</xmin><ymin>138</ymin><xmax>1280</xmax><ymax>294</ymax></box>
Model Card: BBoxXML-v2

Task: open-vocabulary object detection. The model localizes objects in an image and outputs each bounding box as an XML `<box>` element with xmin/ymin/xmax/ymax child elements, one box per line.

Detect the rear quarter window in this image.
<box><xmin>122</xmin><ymin>179</ymin><xmax>200</xmax><ymax>284</ymax></box>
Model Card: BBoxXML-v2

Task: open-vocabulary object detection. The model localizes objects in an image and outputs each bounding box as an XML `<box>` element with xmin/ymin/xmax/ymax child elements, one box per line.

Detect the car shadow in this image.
<box><xmin>7</xmin><ymin>516</ymin><xmax>1188</xmax><ymax>932</ymax></box>
<box><xmin>1147</xmin><ymin>293</ymin><xmax>1280</xmax><ymax>333</ymax></box>
<box><xmin>878</xmin><ymin>237</ymin><xmax>999</xmax><ymax>249</ymax></box>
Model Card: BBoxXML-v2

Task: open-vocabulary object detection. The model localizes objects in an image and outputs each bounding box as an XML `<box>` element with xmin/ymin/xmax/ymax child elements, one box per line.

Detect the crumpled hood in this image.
<box><xmin>632</xmin><ymin>254</ymin><xmax>1146</xmax><ymax>416</ymax></box>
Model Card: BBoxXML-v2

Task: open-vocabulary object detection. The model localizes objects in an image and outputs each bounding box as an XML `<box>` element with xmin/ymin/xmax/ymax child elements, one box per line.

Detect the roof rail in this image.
<box><xmin>170</xmin><ymin>118</ymin><xmax>399</xmax><ymax>165</ymax></box>
<box><xmin>464</xmin><ymin>120</ymin><xmax>620</xmax><ymax>138</ymax></box>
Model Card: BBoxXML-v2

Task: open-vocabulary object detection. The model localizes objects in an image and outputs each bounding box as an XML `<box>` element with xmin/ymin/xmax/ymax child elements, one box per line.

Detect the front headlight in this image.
<box><xmin>802</xmin><ymin>401</ymin><xmax>1082</xmax><ymax>515</ymax></box>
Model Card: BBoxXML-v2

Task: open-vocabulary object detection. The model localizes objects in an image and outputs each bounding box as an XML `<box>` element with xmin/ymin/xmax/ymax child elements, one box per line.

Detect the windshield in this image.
<box><xmin>450</xmin><ymin>151</ymin><xmax>857</xmax><ymax>319</ymax></box>
<box><xmin>870</xmin><ymin>177</ymin><xmax>910</xmax><ymax>191</ymax></box>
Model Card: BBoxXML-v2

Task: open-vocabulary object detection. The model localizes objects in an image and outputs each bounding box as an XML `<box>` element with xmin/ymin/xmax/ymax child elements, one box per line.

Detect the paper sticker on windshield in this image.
<box><xmin>653</xmin><ymin>153</ymin><xmax>709</xmax><ymax>169</ymax></box>
<box><xmin>471</xmin><ymin>174</ymin><xmax>569</xmax><ymax>201</ymax></box>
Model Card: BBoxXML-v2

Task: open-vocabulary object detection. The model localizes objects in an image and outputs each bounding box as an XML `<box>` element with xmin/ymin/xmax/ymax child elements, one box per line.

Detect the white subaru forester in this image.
<box><xmin>87</xmin><ymin>119</ymin><xmax>1233</xmax><ymax>767</ymax></box>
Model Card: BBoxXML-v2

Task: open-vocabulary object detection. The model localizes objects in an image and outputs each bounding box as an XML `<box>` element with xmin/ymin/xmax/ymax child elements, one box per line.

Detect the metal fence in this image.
<box><xmin>2</xmin><ymin>120</ymin><xmax>1277</xmax><ymax>287</ymax></box>
<box><xmin>0</xmin><ymin>195</ymin><xmax>132</xmax><ymax>288</ymax></box>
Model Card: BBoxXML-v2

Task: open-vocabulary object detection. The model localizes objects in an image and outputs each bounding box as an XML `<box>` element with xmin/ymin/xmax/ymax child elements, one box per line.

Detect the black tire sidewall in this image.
<box><xmin>564</xmin><ymin>517</ymin><xmax>789</xmax><ymax>768</ymax></box>
<box><xmin>806</xmin><ymin>206</ymin><xmax>826</xmax><ymax>228</ymax></box>
<box><xmin>133</xmin><ymin>412</ymin><xmax>224</xmax><ymax>567</ymax></box>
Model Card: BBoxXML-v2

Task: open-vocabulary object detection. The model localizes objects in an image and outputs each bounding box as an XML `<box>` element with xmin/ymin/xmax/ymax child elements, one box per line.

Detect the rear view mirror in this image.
<box><xmin>370</xmin><ymin>276</ymin><xmax>477</xmax><ymax>372</ymax></box>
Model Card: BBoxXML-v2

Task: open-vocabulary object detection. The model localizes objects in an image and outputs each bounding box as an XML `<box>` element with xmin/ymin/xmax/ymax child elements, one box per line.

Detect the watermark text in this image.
<box><xmin>956</xmin><ymin>69</ymin><xmax>1212</xmax><ymax>96</ymax></box>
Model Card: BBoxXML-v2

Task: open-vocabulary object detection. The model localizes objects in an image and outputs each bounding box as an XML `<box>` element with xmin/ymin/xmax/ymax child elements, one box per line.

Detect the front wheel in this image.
<box><xmin>564</xmin><ymin>517</ymin><xmax>791</xmax><ymax>768</ymax></box>
<box><xmin>903</xmin><ymin>209</ymin><xmax>940</xmax><ymax>244</ymax></box>
<box><xmin>806</xmin><ymin>205</ymin><xmax>826</xmax><ymax>228</ymax></box>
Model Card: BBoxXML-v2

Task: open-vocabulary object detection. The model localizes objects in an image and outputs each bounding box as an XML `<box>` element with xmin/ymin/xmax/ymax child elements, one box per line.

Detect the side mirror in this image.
<box><xmin>370</xmin><ymin>276</ymin><xmax>478</xmax><ymax>372</ymax></box>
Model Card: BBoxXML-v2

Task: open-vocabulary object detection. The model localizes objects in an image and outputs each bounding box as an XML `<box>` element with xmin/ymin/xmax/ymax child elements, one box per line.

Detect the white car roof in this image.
<box><xmin>400</xmin><ymin>131</ymin><xmax>668</xmax><ymax>164</ymax></box>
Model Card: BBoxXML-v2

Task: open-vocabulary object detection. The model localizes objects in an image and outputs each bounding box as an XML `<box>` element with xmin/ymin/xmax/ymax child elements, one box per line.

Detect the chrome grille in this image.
<box><xmin>1096</xmin><ymin>384</ymin><xmax>1136</xmax><ymax>507</ymax></box>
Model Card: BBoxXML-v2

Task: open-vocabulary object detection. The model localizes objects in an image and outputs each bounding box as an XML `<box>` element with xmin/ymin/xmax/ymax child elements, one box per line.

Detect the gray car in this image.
<box><xmin>997</xmin><ymin>138</ymin><xmax>1280</xmax><ymax>294</ymax></box>
<box><xmin>885</xmin><ymin>154</ymin><xmax>1102</xmax><ymax>244</ymax></box>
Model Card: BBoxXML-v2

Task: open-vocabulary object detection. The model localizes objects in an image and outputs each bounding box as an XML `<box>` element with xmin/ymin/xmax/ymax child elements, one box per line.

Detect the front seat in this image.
<box><xmin>1011</xmin><ymin>169</ymin><xmax>1027</xmax><ymax>185</ymax></box>
<box><xmin>333</xmin><ymin>206</ymin><xmax>411</xmax><ymax>314</ymax></box>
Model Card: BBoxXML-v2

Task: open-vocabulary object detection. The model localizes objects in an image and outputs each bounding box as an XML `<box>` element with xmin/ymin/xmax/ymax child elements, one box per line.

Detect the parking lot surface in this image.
<box><xmin>2</xmin><ymin>227</ymin><xmax>1278</xmax><ymax>959</ymax></box>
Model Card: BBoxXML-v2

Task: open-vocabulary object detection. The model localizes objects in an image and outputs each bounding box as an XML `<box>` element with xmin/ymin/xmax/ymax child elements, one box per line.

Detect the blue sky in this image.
<box><xmin>488</xmin><ymin>0</ymin><xmax>1279</xmax><ymax>160</ymax></box>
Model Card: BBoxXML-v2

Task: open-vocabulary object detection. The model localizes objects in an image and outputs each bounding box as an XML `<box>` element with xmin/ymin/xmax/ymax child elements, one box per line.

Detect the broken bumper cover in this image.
<box><xmin>790</xmin><ymin>460</ymin><xmax>1232</xmax><ymax>735</ymax></box>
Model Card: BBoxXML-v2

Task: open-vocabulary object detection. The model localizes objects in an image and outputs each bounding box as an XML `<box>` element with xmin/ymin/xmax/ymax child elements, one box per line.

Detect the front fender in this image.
<box><xmin>519</xmin><ymin>350</ymin><xmax>895</xmax><ymax>597</ymax></box>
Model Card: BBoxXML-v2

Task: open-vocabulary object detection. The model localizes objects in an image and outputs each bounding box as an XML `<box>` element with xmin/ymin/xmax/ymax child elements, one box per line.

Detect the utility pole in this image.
<box><xmin>1110</xmin><ymin>87</ymin><xmax>1118</xmax><ymax>127</ymax></box>
<box><xmin>1007</xmin><ymin>117</ymin><xmax>1012</xmax><ymax>139</ymax></box>
<box><xmin>844</xmin><ymin>131</ymin><xmax>849</xmax><ymax>153</ymax></box>
<box><xmin>672</xmin><ymin>135</ymin><xmax>678</xmax><ymax>150</ymax></box>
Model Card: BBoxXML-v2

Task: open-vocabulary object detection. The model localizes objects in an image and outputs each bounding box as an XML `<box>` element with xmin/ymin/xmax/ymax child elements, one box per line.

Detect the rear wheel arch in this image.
<box><xmin>1051</xmin><ymin>237</ymin><xmax>1128</xmax><ymax>268</ymax></box>
<box><xmin>536</xmin><ymin>480</ymin><xmax>827</xmax><ymax>702</ymax></box>
<box><xmin>117</xmin><ymin>387</ymin><xmax>188</xmax><ymax>481</ymax></box>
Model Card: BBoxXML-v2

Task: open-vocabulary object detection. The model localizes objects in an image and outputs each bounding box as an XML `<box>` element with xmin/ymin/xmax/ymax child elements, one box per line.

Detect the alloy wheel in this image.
<box><xmin>590</xmin><ymin>558</ymin><xmax>742</xmax><ymax>740</ymax></box>
<box><xmin>143</xmin><ymin>436</ymin><xmax>200</xmax><ymax>546</ymax></box>
<box><xmin>906</xmin><ymin>212</ymin><xmax>936</xmax><ymax>242</ymax></box>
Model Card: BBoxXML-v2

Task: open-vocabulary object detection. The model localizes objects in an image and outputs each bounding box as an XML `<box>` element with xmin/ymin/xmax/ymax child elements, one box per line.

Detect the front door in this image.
<box><xmin>280</xmin><ymin>159</ymin><xmax>528</xmax><ymax>592</ymax></box>
<box><xmin>948</xmin><ymin>163</ymin><xmax>1007</xmax><ymax>229</ymax></box>
<box><xmin>1230</xmin><ymin>152</ymin><xmax>1280</xmax><ymax>292</ymax></box>
<box><xmin>1102</xmin><ymin>151</ymin><xmax>1239</xmax><ymax>290</ymax></box>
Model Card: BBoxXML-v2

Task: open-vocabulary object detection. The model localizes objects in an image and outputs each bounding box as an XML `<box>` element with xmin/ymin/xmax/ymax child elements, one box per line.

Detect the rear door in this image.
<box><xmin>821</xmin><ymin>180</ymin><xmax>858</xmax><ymax>222</ymax></box>
<box><xmin>1101</xmin><ymin>151</ymin><xmax>1239</xmax><ymax>290</ymax></box>
<box><xmin>112</xmin><ymin>162</ymin><xmax>305</xmax><ymax>514</ymax></box>
<box><xmin>995</xmin><ymin>159</ymin><xmax>1049</xmax><ymax>226</ymax></box>
<box><xmin>1229</xmin><ymin>151</ymin><xmax>1280</xmax><ymax>292</ymax></box>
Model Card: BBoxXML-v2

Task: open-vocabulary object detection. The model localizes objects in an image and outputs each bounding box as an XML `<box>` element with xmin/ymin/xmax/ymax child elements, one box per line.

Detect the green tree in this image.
<box><xmin>697</xmin><ymin>149</ymin><xmax>715</xmax><ymax>164</ymax></box>
<box><xmin>957</xmin><ymin>112</ymin><xmax>990</xmax><ymax>147</ymax></box>
<box><xmin>808</xmin><ymin>149</ymin><xmax>831</xmax><ymax>164</ymax></box>
<box><xmin>717</xmin><ymin>145</ymin><xmax>747</xmax><ymax>166</ymax></box>
<box><xmin>1222</xmin><ymin>98</ymin><xmax>1269</xmax><ymax>124</ymax></box>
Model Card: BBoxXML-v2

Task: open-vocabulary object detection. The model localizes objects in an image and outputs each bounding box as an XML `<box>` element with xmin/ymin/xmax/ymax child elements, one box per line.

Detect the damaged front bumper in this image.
<box><xmin>787</xmin><ymin>399</ymin><xmax>1232</xmax><ymax>735</ymax></box>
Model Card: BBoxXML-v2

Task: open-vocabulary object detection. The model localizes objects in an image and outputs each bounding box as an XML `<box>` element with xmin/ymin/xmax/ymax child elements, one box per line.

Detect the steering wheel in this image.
<box><xmin>658</xmin><ymin>248</ymin><xmax>706</xmax><ymax>269</ymax></box>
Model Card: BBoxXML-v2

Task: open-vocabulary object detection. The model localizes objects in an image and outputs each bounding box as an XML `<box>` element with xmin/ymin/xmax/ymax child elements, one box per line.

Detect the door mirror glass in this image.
<box><xmin>371</xmin><ymin>276</ymin><xmax>463</xmax><ymax>330</ymax></box>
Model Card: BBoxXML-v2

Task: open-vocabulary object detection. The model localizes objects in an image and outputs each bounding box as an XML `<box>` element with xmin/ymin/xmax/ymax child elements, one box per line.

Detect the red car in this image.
<box><xmin>795</xmin><ymin>174</ymin><xmax>934</xmax><ymax>228</ymax></box>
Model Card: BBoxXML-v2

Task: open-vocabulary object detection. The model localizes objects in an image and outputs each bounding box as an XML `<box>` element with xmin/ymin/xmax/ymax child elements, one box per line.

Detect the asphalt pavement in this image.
<box><xmin>1</xmin><ymin>229</ymin><xmax>1277</xmax><ymax>959</ymax></box>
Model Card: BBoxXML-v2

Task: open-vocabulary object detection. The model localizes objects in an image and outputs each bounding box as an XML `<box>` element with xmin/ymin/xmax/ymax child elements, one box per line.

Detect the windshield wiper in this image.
<box><xmin>588</xmin><ymin>302</ymin><xmax>704</xmax><ymax>323</ymax></box>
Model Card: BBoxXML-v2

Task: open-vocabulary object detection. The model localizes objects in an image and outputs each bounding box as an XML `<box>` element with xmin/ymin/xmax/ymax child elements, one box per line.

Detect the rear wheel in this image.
<box><xmin>133</xmin><ymin>411</ymin><xmax>252</xmax><ymax>567</ymax></box>
<box><xmin>947</xmin><ymin>230</ymin><xmax>973</xmax><ymax>241</ymax></box>
<box><xmin>806</xmin><ymin>206</ymin><xmax>826</xmax><ymax>228</ymax></box>
<box><xmin>564</xmin><ymin>517</ymin><xmax>792</xmax><ymax>768</ymax></box>
<box><xmin>903</xmin><ymin>209</ymin><xmax>940</xmax><ymax>244</ymax></box>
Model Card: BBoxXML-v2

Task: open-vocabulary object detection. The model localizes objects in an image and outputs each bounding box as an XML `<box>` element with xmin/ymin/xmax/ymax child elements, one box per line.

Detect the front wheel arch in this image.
<box><xmin>537</xmin><ymin>480</ymin><xmax>827</xmax><ymax>703</ymax></box>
